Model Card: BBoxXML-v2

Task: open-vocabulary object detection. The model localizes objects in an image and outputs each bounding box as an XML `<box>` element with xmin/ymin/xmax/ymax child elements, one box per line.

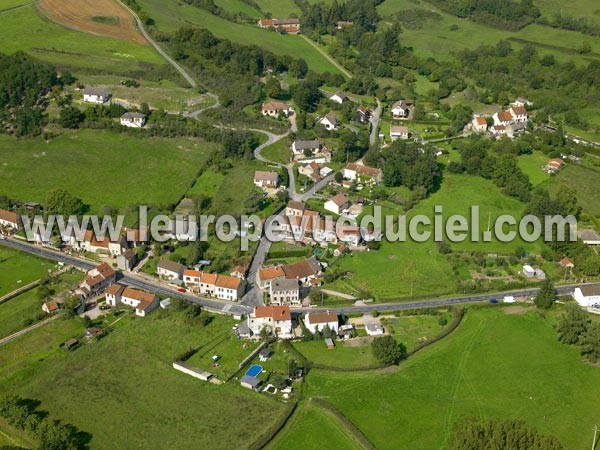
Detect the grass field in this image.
<box><xmin>293</xmin><ymin>340</ymin><xmax>381</xmax><ymax>369</ymax></box>
<box><xmin>261</xmin><ymin>139</ymin><xmax>291</xmax><ymax>164</ymax></box>
<box><xmin>267</xmin><ymin>400</ymin><xmax>363</xmax><ymax>450</ymax></box>
<box><xmin>0</xmin><ymin>5</ymin><xmax>164</xmax><ymax>74</ymax></box>
<box><xmin>0</xmin><ymin>310</ymin><xmax>287</xmax><ymax>449</ymax></box>
<box><xmin>376</xmin><ymin>0</ymin><xmax>600</xmax><ymax>65</ymax></box>
<box><xmin>517</xmin><ymin>151</ymin><xmax>551</xmax><ymax>186</ymax></box>
<box><xmin>0</xmin><ymin>248</ymin><xmax>55</xmax><ymax>297</ymax></box>
<box><xmin>541</xmin><ymin>163</ymin><xmax>600</xmax><ymax>216</ymax></box>
<box><xmin>137</xmin><ymin>0</ymin><xmax>344</xmax><ymax>75</ymax></box>
<box><xmin>0</xmin><ymin>129</ymin><xmax>216</xmax><ymax>214</ymax></box>
<box><xmin>304</xmin><ymin>306</ymin><xmax>600</xmax><ymax>449</ymax></box>
<box><xmin>534</xmin><ymin>0</ymin><xmax>600</xmax><ymax>23</ymax></box>
<box><xmin>215</xmin><ymin>0</ymin><xmax>262</xmax><ymax>19</ymax></box>
<box><xmin>253</xmin><ymin>0</ymin><xmax>301</xmax><ymax>18</ymax></box>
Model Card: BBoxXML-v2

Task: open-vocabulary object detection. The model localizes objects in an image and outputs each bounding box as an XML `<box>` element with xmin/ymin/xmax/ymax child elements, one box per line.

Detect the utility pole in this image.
<box><xmin>592</xmin><ymin>424</ymin><xmax>598</xmax><ymax>450</ymax></box>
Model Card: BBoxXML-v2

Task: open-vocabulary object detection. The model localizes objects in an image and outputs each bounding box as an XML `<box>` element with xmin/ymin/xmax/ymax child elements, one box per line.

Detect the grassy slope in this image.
<box><xmin>254</xmin><ymin>0</ymin><xmax>301</xmax><ymax>18</ymax></box>
<box><xmin>377</xmin><ymin>0</ymin><xmax>600</xmax><ymax>65</ymax></box>
<box><xmin>534</xmin><ymin>0</ymin><xmax>600</xmax><ymax>22</ymax></box>
<box><xmin>540</xmin><ymin>163</ymin><xmax>600</xmax><ymax>216</ymax></box>
<box><xmin>305</xmin><ymin>306</ymin><xmax>600</xmax><ymax>450</ymax></box>
<box><xmin>0</xmin><ymin>130</ymin><xmax>215</xmax><ymax>213</ymax></box>
<box><xmin>260</xmin><ymin>139</ymin><xmax>291</xmax><ymax>164</ymax></box>
<box><xmin>0</xmin><ymin>248</ymin><xmax>54</xmax><ymax>297</ymax></box>
<box><xmin>215</xmin><ymin>0</ymin><xmax>262</xmax><ymax>19</ymax></box>
<box><xmin>517</xmin><ymin>151</ymin><xmax>552</xmax><ymax>186</ymax></box>
<box><xmin>0</xmin><ymin>312</ymin><xmax>287</xmax><ymax>449</ymax></box>
<box><xmin>267</xmin><ymin>400</ymin><xmax>363</xmax><ymax>450</ymax></box>
<box><xmin>138</xmin><ymin>0</ymin><xmax>343</xmax><ymax>74</ymax></box>
<box><xmin>0</xmin><ymin>5</ymin><xmax>163</xmax><ymax>73</ymax></box>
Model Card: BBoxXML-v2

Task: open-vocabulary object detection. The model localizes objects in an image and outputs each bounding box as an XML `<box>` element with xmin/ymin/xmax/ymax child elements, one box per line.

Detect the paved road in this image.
<box><xmin>369</xmin><ymin>98</ymin><xmax>381</xmax><ymax>147</ymax></box>
<box><xmin>4</xmin><ymin>237</ymin><xmax>600</xmax><ymax>316</ymax></box>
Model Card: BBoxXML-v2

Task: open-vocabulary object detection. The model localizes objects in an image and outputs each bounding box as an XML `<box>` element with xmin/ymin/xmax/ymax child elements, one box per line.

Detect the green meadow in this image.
<box><xmin>0</xmin><ymin>311</ymin><xmax>287</xmax><ymax>449</ymax></box>
<box><xmin>137</xmin><ymin>0</ymin><xmax>344</xmax><ymax>74</ymax></box>
<box><xmin>0</xmin><ymin>5</ymin><xmax>164</xmax><ymax>73</ymax></box>
<box><xmin>0</xmin><ymin>248</ymin><xmax>55</xmax><ymax>297</ymax></box>
<box><xmin>0</xmin><ymin>130</ymin><xmax>216</xmax><ymax>214</ymax></box>
<box><xmin>541</xmin><ymin>163</ymin><xmax>600</xmax><ymax>216</ymax></box>
<box><xmin>261</xmin><ymin>139</ymin><xmax>291</xmax><ymax>164</ymax></box>
<box><xmin>305</xmin><ymin>306</ymin><xmax>600</xmax><ymax>450</ymax></box>
<box><xmin>215</xmin><ymin>0</ymin><xmax>262</xmax><ymax>19</ymax></box>
<box><xmin>267</xmin><ymin>400</ymin><xmax>363</xmax><ymax>450</ymax></box>
<box><xmin>254</xmin><ymin>0</ymin><xmax>301</xmax><ymax>18</ymax></box>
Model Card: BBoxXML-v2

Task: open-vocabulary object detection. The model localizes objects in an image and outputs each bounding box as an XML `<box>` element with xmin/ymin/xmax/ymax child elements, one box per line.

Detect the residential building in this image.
<box><xmin>83</xmin><ymin>87</ymin><xmax>110</xmax><ymax>104</ymax></box>
<box><xmin>472</xmin><ymin>116</ymin><xmax>488</xmax><ymax>133</ymax></box>
<box><xmin>285</xmin><ymin>200</ymin><xmax>306</xmax><ymax>217</ymax></box>
<box><xmin>356</xmin><ymin>106</ymin><xmax>371</xmax><ymax>124</ymax></box>
<box><xmin>257</xmin><ymin>256</ymin><xmax>321</xmax><ymax>290</ymax></box>
<box><xmin>391</xmin><ymin>100</ymin><xmax>413</xmax><ymax>119</ymax></box>
<box><xmin>513</xmin><ymin>97</ymin><xmax>532</xmax><ymax>107</ymax></box>
<box><xmin>76</xmin><ymin>230</ymin><xmax>127</xmax><ymax>257</ymax></box>
<box><xmin>117</xmin><ymin>249</ymin><xmax>137</xmax><ymax>272</ymax></box>
<box><xmin>120</xmin><ymin>112</ymin><xmax>146</xmax><ymax>128</ymax></box>
<box><xmin>292</xmin><ymin>140</ymin><xmax>321</xmax><ymax>156</ymax></box>
<box><xmin>261</xmin><ymin>101</ymin><xmax>292</xmax><ymax>118</ymax></box>
<box><xmin>336</xmin><ymin>20</ymin><xmax>354</xmax><ymax>29</ymax></box>
<box><xmin>509</xmin><ymin>106</ymin><xmax>528</xmax><ymax>123</ymax></box>
<box><xmin>535</xmin><ymin>268</ymin><xmax>546</xmax><ymax>279</ymax></box>
<box><xmin>269</xmin><ymin>278</ymin><xmax>300</xmax><ymax>305</ymax></box>
<box><xmin>256</xmin><ymin>265</ymin><xmax>286</xmax><ymax>290</ymax></box>
<box><xmin>342</xmin><ymin>163</ymin><xmax>383</xmax><ymax>184</ymax></box>
<box><xmin>42</xmin><ymin>300</ymin><xmax>60</xmax><ymax>314</ymax></box>
<box><xmin>493</xmin><ymin>111</ymin><xmax>513</xmax><ymax>126</ymax></box>
<box><xmin>506</xmin><ymin>122</ymin><xmax>526</xmax><ymax>139</ymax></box>
<box><xmin>247</xmin><ymin>305</ymin><xmax>293</xmax><ymax>338</ymax></box>
<box><xmin>0</xmin><ymin>208</ymin><xmax>22</xmax><ymax>232</ymax></box>
<box><xmin>258</xmin><ymin>18</ymin><xmax>300</xmax><ymax>34</ymax></box>
<box><xmin>319</xmin><ymin>111</ymin><xmax>340</xmax><ymax>130</ymax></box>
<box><xmin>324</xmin><ymin>193</ymin><xmax>350</xmax><ymax>215</ymax></box>
<box><xmin>390</xmin><ymin>125</ymin><xmax>409</xmax><ymax>140</ymax></box>
<box><xmin>560</xmin><ymin>257</ymin><xmax>575</xmax><ymax>269</ymax></box>
<box><xmin>305</xmin><ymin>311</ymin><xmax>338</xmax><ymax>334</ymax></box>
<box><xmin>579</xmin><ymin>229</ymin><xmax>600</xmax><ymax>246</ymax></box>
<box><xmin>298</xmin><ymin>162</ymin><xmax>321</xmax><ymax>178</ymax></box>
<box><xmin>156</xmin><ymin>259</ymin><xmax>185</xmax><ymax>280</ymax></box>
<box><xmin>78</xmin><ymin>263</ymin><xmax>117</xmax><ymax>299</ymax></box>
<box><xmin>214</xmin><ymin>274</ymin><xmax>244</xmax><ymax>301</ymax></box>
<box><xmin>329</xmin><ymin>91</ymin><xmax>348</xmax><ymax>104</ymax></box>
<box><xmin>254</xmin><ymin>171</ymin><xmax>280</xmax><ymax>188</ymax></box>
<box><xmin>491</xmin><ymin>125</ymin><xmax>506</xmax><ymax>136</ymax></box>
<box><xmin>573</xmin><ymin>285</ymin><xmax>600</xmax><ymax>308</ymax></box>
<box><xmin>365</xmin><ymin>323</ymin><xmax>384</xmax><ymax>336</ymax></box>
<box><xmin>183</xmin><ymin>270</ymin><xmax>244</xmax><ymax>300</ymax></box>
<box><xmin>106</xmin><ymin>284</ymin><xmax>159</xmax><ymax>317</ymax></box>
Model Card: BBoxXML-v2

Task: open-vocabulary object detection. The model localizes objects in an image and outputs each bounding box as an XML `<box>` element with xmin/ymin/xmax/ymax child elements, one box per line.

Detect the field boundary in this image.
<box><xmin>301</xmin><ymin>35</ymin><xmax>352</xmax><ymax>78</ymax></box>
<box><xmin>0</xmin><ymin>279</ymin><xmax>40</xmax><ymax>305</ymax></box>
<box><xmin>249</xmin><ymin>401</ymin><xmax>298</xmax><ymax>450</ymax></box>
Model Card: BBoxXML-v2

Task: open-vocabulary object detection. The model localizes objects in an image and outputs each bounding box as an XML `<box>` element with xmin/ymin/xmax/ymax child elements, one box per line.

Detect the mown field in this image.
<box><xmin>0</xmin><ymin>310</ymin><xmax>287</xmax><ymax>449</ymax></box>
<box><xmin>260</xmin><ymin>139</ymin><xmax>291</xmax><ymax>164</ymax></box>
<box><xmin>541</xmin><ymin>163</ymin><xmax>600</xmax><ymax>216</ymax></box>
<box><xmin>304</xmin><ymin>305</ymin><xmax>600</xmax><ymax>450</ymax></box>
<box><xmin>0</xmin><ymin>247</ymin><xmax>55</xmax><ymax>297</ymax></box>
<box><xmin>267</xmin><ymin>400</ymin><xmax>363</xmax><ymax>450</ymax></box>
<box><xmin>137</xmin><ymin>0</ymin><xmax>344</xmax><ymax>74</ymax></box>
<box><xmin>0</xmin><ymin>129</ymin><xmax>216</xmax><ymax>214</ymax></box>
<box><xmin>0</xmin><ymin>5</ymin><xmax>164</xmax><ymax>74</ymax></box>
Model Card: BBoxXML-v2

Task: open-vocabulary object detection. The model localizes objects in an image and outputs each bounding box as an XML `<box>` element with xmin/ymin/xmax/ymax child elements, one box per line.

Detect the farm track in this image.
<box><xmin>37</xmin><ymin>0</ymin><xmax>146</xmax><ymax>44</ymax></box>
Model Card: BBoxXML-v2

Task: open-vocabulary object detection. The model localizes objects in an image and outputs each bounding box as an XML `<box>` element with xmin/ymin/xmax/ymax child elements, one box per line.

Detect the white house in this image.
<box><xmin>509</xmin><ymin>106</ymin><xmax>528</xmax><ymax>123</ymax></box>
<box><xmin>247</xmin><ymin>305</ymin><xmax>293</xmax><ymax>338</ymax></box>
<box><xmin>390</xmin><ymin>125</ymin><xmax>409</xmax><ymax>141</ymax></box>
<box><xmin>305</xmin><ymin>311</ymin><xmax>338</xmax><ymax>334</ymax></box>
<box><xmin>285</xmin><ymin>200</ymin><xmax>306</xmax><ymax>217</ymax></box>
<box><xmin>365</xmin><ymin>322</ymin><xmax>384</xmax><ymax>336</ymax></box>
<box><xmin>214</xmin><ymin>274</ymin><xmax>244</xmax><ymax>301</ymax></box>
<box><xmin>523</xmin><ymin>265</ymin><xmax>535</xmax><ymax>278</ymax></box>
<box><xmin>319</xmin><ymin>111</ymin><xmax>340</xmax><ymax>130</ymax></box>
<box><xmin>120</xmin><ymin>112</ymin><xmax>146</xmax><ymax>128</ymax></box>
<box><xmin>493</xmin><ymin>111</ymin><xmax>513</xmax><ymax>126</ymax></box>
<box><xmin>491</xmin><ymin>125</ymin><xmax>506</xmax><ymax>136</ymax></box>
<box><xmin>391</xmin><ymin>100</ymin><xmax>413</xmax><ymax>119</ymax></box>
<box><xmin>329</xmin><ymin>91</ymin><xmax>348</xmax><ymax>104</ymax></box>
<box><xmin>269</xmin><ymin>278</ymin><xmax>300</xmax><ymax>306</ymax></box>
<box><xmin>182</xmin><ymin>270</ymin><xmax>244</xmax><ymax>301</ymax></box>
<box><xmin>472</xmin><ymin>116</ymin><xmax>488</xmax><ymax>133</ymax></box>
<box><xmin>262</xmin><ymin>101</ymin><xmax>292</xmax><ymax>118</ymax></box>
<box><xmin>535</xmin><ymin>268</ymin><xmax>546</xmax><ymax>280</ymax></box>
<box><xmin>42</xmin><ymin>300</ymin><xmax>60</xmax><ymax>314</ymax></box>
<box><xmin>342</xmin><ymin>163</ymin><xmax>382</xmax><ymax>184</ymax></box>
<box><xmin>573</xmin><ymin>285</ymin><xmax>600</xmax><ymax>308</ymax></box>
<box><xmin>324</xmin><ymin>193</ymin><xmax>349</xmax><ymax>215</ymax></box>
<box><xmin>156</xmin><ymin>259</ymin><xmax>185</xmax><ymax>280</ymax></box>
<box><xmin>513</xmin><ymin>97</ymin><xmax>532</xmax><ymax>107</ymax></box>
<box><xmin>0</xmin><ymin>208</ymin><xmax>22</xmax><ymax>231</ymax></box>
<box><xmin>105</xmin><ymin>284</ymin><xmax>159</xmax><ymax>317</ymax></box>
<box><xmin>83</xmin><ymin>87</ymin><xmax>110</xmax><ymax>104</ymax></box>
<box><xmin>254</xmin><ymin>171</ymin><xmax>280</xmax><ymax>188</ymax></box>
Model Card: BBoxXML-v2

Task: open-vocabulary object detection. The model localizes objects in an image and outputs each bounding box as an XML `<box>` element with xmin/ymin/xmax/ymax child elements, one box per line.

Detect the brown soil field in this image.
<box><xmin>38</xmin><ymin>0</ymin><xmax>146</xmax><ymax>44</ymax></box>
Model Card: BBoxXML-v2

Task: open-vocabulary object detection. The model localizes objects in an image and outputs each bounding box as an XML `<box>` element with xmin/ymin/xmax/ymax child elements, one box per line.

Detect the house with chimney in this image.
<box><xmin>319</xmin><ymin>111</ymin><xmax>340</xmax><ymax>130</ymax></box>
<box><xmin>254</xmin><ymin>170</ymin><xmax>281</xmax><ymax>188</ymax></box>
<box><xmin>342</xmin><ymin>163</ymin><xmax>383</xmax><ymax>185</ymax></box>
<box><xmin>183</xmin><ymin>270</ymin><xmax>245</xmax><ymax>301</ymax></box>
<box><xmin>324</xmin><ymin>193</ymin><xmax>350</xmax><ymax>215</ymax></box>
<box><xmin>390</xmin><ymin>125</ymin><xmax>410</xmax><ymax>141</ymax></box>
<box><xmin>105</xmin><ymin>284</ymin><xmax>159</xmax><ymax>317</ymax></box>
<box><xmin>77</xmin><ymin>263</ymin><xmax>117</xmax><ymax>299</ymax></box>
<box><xmin>304</xmin><ymin>311</ymin><xmax>339</xmax><ymax>334</ymax></box>
<box><xmin>120</xmin><ymin>112</ymin><xmax>146</xmax><ymax>128</ymax></box>
<box><xmin>258</xmin><ymin>18</ymin><xmax>300</xmax><ymax>34</ymax></box>
<box><xmin>247</xmin><ymin>305</ymin><xmax>293</xmax><ymax>338</ymax></box>
<box><xmin>391</xmin><ymin>100</ymin><xmax>414</xmax><ymax>119</ymax></box>
<box><xmin>262</xmin><ymin>101</ymin><xmax>292</xmax><ymax>118</ymax></box>
<box><xmin>0</xmin><ymin>208</ymin><xmax>22</xmax><ymax>234</ymax></box>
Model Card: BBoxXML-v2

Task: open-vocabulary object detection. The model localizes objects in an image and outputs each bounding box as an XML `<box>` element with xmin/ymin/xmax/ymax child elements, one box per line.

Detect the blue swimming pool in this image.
<box><xmin>246</xmin><ymin>364</ymin><xmax>263</xmax><ymax>377</ymax></box>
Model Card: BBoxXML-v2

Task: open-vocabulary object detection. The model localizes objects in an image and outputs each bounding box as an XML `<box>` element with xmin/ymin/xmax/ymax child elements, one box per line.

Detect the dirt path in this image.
<box><xmin>38</xmin><ymin>0</ymin><xmax>146</xmax><ymax>44</ymax></box>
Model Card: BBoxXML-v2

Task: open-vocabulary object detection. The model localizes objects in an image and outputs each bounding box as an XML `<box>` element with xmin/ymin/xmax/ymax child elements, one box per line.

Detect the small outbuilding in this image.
<box><xmin>240</xmin><ymin>375</ymin><xmax>262</xmax><ymax>391</ymax></box>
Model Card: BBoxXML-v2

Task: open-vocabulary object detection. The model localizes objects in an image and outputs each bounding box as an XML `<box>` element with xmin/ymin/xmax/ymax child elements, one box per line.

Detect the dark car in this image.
<box><xmin>489</xmin><ymin>298</ymin><xmax>498</xmax><ymax>304</ymax></box>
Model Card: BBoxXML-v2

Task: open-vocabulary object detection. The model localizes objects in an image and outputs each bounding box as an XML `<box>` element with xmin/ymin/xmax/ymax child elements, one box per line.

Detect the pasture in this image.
<box><xmin>0</xmin><ymin>5</ymin><xmax>164</xmax><ymax>74</ymax></box>
<box><xmin>304</xmin><ymin>306</ymin><xmax>600</xmax><ymax>450</ymax></box>
<box><xmin>261</xmin><ymin>139</ymin><xmax>291</xmax><ymax>164</ymax></box>
<box><xmin>0</xmin><ymin>130</ymin><xmax>216</xmax><ymax>214</ymax></box>
<box><xmin>0</xmin><ymin>247</ymin><xmax>54</xmax><ymax>298</ymax></box>
<box><xmin>267</xmin><ymin>400</ymin><xmax>363</xmax><ymax>450</ymax></box>
<box><xmin>137</xmin><ymin>0</ymin><xmax>345</xmax><ymax>74</ymax></box>
<box><xmin>542</xmin><ymin>163</ymin><xmax>600</xmax><ymax>216</ymax></box>
<box><xmin>0</xmin><ymin>310</ymin><xmax>287</xmax><ymax>449</ymax></box>
<box><xmin>517</xmin><ymin>151</ymin><xmax>551</xmax><ymax>186</ymax></box>
<box><xmin>253</xmin><ymin>0</ymin><xmax>301</xmax><ymax>18</ymax></box>
<box><xmin>215</xmin><ymin>0</ymin><xmax>262</xmax><ymax>19</ymax></box>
